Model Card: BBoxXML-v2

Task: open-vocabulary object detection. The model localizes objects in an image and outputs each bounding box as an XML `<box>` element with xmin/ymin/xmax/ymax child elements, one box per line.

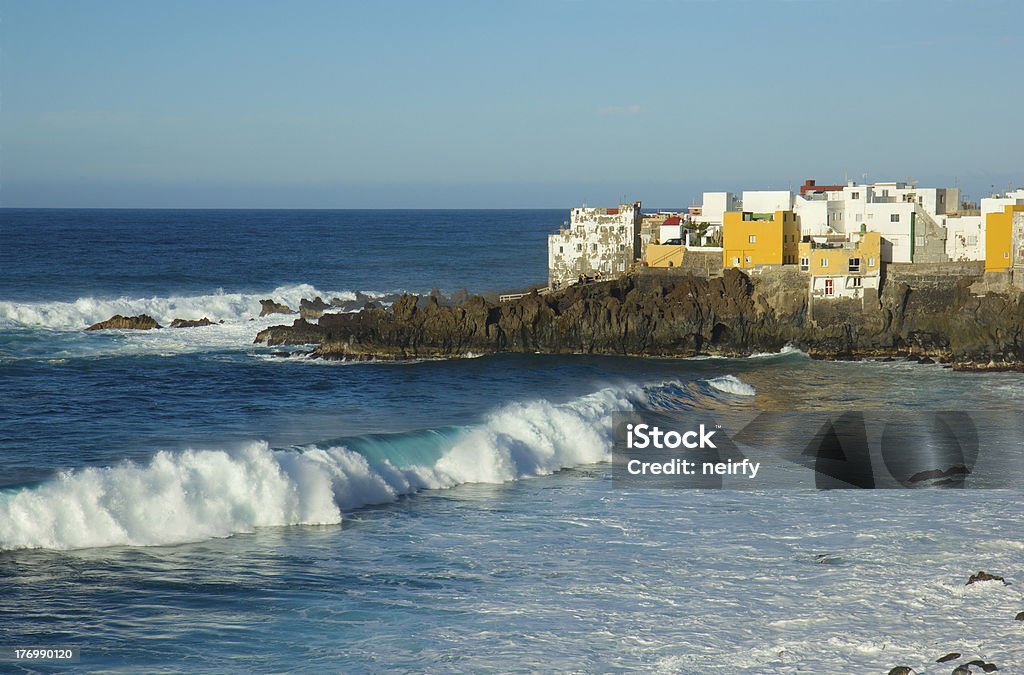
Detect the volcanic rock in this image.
<box><xmin>299</xmin><ymin>296</ymin><xmax>332</xmax><ymax>321</ymax></box>
<box><xmin>966</xmin><ymin>571</ymin><xmax>1006</xmax><ymax>585</ymax></box>
<box><xmin>86</xmin><ymin>314</ymin><xmax>161</xmax><ymax>331</ymax></box>
<box><xmin>259</xmin><ymin>299</ymin><xmax>294</xmax><ymax>317</ymax></box>
<box><xmin>170</xmin><ymin>317</ymin><xmax>214</xmax><ymax>328</ymax></box>
<box><xmin>251</xmin><ymin>269</ymin><xmax>1024</xmax><ymax>367</ymax></box>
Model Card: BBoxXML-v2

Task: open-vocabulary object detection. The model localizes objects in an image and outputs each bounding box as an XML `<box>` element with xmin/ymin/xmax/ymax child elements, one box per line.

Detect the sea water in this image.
<box><xmin>1</xmin><ymin>209</ymin><xmax>1023</xmax><ymax>673</ymax></box>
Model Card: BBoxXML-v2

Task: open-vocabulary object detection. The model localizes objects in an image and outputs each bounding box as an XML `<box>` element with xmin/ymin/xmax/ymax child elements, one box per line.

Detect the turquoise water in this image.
<box><xmin>1</xmin><ymin>209</ymin><xmax>1023</xmax><ymax>672</ymax></box>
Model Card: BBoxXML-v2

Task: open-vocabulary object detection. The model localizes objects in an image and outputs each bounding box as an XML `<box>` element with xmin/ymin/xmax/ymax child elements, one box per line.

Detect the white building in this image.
<box><xmin>547</xmin><ymin>202</ymin><xmax>642</xmax><ymax>288</ymax></box>
<box><xmin>795</xmin><ymin>178</ymin><xmax>953</xmax><ymax>263</ymax></box>
<box><xmin>981</xmin><ymin>189</ymin><xmax>1024</xmax><ymax>218</ymax></box>
<box><xmin>941</xmin><ymin>214</ymin><xmax>984</xmax><ymax>261</ymax></box>
<box><xmin>793</xmin><ymin>193</ymin><xmax>846</xmax><ymax>237</ymax></box>
<box><xmin>693</xmin><ymin>192</ymin><xmax>739</xmax><ymax>226</ymax></box>
<box><xmin>741</xmin><ymin>190</ymin><xmax>792</xmax><ymax>215</ymax></box>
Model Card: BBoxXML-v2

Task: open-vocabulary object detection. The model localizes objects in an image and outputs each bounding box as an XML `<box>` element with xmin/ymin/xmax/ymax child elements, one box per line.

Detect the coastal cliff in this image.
<box><xmin>254</xmin><ymin>268</ymin><xmax>1024</xmax><ymax>370</ymax></box>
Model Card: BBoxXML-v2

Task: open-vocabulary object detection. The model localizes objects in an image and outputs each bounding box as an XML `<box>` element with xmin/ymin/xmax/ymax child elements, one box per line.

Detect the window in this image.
<box><xmin>576</xmin><ymin>244</ymin><xmax>582</xmax><ymax>252</ymax></box>
<box><xmin>851</xmin><ymin>277</ymin><xmax>862</xmax><ymax>288</ymax></box>
<box><xmin>800</xmin><ymin>257</ymin><xmax>809</xmax><ymax>272</ymax></box>
<box><xmin>744</xmin><ymin>256</ymin><xmax>752</xmax><ymax>264</ymax></box>
<box><xmin>868</xmin><ymin>257</ymin><xmax>876</xmax><ymax>267</ymax></box>
<box><xmin>890</xmin><ymin>214</ymin><xmax>900</xmax><ymax>222</ymax></box>
<box><xmin>851</xmin><ymin>192</ymin><xmax>860</xmax><ymax>200</ymax></box>
<box><xmin>855</xmin><ymin>213</ymin><xmax>862</xmax><ymax>221</ymax></box>
<box><xmin>619</xmin><ymin>244</ymin><xmax>625</xmax><ymax>252</ymax></box>
<box><xmin>559</xmin><ymin>246</ymin><xmax>564</xmax><ymax>253</ymax></box>
<box><xmin>821</xmin><ymin>258</ymin><xmax>829</xmax><ymax>268</ymax></box>
<box><xmin>967</xmin><ymin>235</ymin><xmax>978</xmax><ymax>246</ymax></box>
<box><xmin>849</xmin><ymin>258</ymin><xmax>861</xmax><ymax>273</ymax></box>
<box><xmin>825</xmin><ymin>278</ymin><xmax>834</xmax><ymax>296</ymax></box>
<box><xmin>749</xmin><ymin>234</ymin><xmax>757</xmax><ymax>244</ymax></box>
<box><xmin>591</xmin><ymin>243</ymin><xmax>598</xmax><ymax>252</ymax></box>
<box><xmin>732</xmin><ymin>257</ymin><xmax>741</xmax><ymax>266</ymax></box>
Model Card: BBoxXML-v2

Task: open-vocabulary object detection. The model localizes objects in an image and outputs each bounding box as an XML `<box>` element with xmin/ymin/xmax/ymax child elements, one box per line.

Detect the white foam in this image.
<box><xmin>749</xmin><ymin>344</ymin><xmax>807</xmax><ymax>359</ymax></box>
<box><xmin>0</xmin><ymin>383</ymin><xmax>642</xmax><ymax>551</ymax></box>
<box><xmin>705</xmin><ymin>375</ymin><xmax>757</xmax><ymax>397</ymax></box>
<box><xmin>0</xmin><ymin>285</ymin><xmax>406</xmax><ymax>360</ymax></box>
<box><xmin>0</xmin><ymin>284</ymin><xmax>380</xmax><ymax>331</ymax></box>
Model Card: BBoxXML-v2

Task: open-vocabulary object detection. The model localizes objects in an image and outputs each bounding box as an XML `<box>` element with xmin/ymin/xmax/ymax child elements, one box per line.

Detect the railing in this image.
<box><xmin>499</xmin><ymin>287</ymin><xmax>552</xmax><ymax>302</ymax></box>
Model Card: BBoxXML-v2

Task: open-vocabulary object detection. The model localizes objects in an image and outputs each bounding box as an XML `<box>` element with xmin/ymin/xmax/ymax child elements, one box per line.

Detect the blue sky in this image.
<box><xmin>1</xmin><ymin>0</ymin><xmax>1021</xmax><ymax>208</ymax></box>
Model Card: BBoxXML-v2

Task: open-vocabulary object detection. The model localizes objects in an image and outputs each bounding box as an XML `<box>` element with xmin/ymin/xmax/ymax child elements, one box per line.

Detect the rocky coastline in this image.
<box><xmin>251</xmin><ymin>268</ymin><xmax>1024</xmax><ymax>371</ymax></box>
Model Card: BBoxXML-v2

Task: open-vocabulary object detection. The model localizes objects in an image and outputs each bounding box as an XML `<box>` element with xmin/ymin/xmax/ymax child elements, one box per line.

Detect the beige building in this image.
<box><xmin>547</xmin><ymin>202</ymin><xmax>642</xmax><ymax>288</ymax></box>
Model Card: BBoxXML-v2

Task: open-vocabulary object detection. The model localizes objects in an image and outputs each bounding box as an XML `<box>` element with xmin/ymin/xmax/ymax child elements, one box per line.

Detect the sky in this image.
<box><xmin>1</xmin><ymin>0</ymin><xmax>1021</xmax><ymax>209</ymax></box>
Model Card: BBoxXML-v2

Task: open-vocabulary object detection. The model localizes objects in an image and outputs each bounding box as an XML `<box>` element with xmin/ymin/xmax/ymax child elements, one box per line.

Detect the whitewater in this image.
<box><xmin>0</xmin><ymin>383</ymin><xmax>640</xmax><ymax>551</ymax></box>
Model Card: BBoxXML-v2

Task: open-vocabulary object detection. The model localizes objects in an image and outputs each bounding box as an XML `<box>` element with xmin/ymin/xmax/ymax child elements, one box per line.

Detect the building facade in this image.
<box><xmin>798</xmin><ymin>231</ymin><xmax>882</xmax><ymax>300</ymax></box>
<box><xmin>985</xmin><ymin>204</ymin><xmax>1024</xmax><ymax>273</ymax></box>
<box><xmin>547</xmin><ymin>202</ymin><xmax>642</xmax><ymax>288</ymax></box>
<box><xmin>722</xmin><ymin>210</ymin><xmax>800</xmax><ymax>269</ymax></box>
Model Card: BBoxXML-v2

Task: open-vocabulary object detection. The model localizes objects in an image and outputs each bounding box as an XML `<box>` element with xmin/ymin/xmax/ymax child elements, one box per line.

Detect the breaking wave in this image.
<box><xmin>0</xmin><ymin>284</ymin><xmax>393</xmax><ymax>330</ymax></box>
<box><xmin>0</xmin><ymin>381</ymin><xmax>683</xmax><ymax>551</ymax></box>
<box><xmin>705</xmin><ymin>375</ymin><xmax>757</xmax><ymax>397</ymax></box>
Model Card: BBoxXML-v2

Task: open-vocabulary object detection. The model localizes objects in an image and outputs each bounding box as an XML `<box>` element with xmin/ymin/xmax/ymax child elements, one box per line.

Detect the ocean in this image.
<box><xmin>1</xmin><ymin>209</ymin><xmax>1023</xmax><ymax>673</ymax></box>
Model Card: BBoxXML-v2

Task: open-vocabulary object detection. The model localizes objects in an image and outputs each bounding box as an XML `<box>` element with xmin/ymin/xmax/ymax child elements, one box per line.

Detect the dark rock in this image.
<box><xmin>907</xmin><ymin>465</ymin><xmax>970</xmax><ymax>485</ymax></box>
<box><xmin>887</xmin><ymin>668</ymin><xmax>915</xmax><ymax>675</ymax></box>
<box><xmin>259</xmin><ymin>299</ymin><xmax>294</xmax><ymax>317</ymax></box>
<box><xmin>919</xmin><ymin>356</ymin><xmax>936</xmax><ymax>364</ymax></box>
<box><xmin>937</xmin><ymin>653</ymin><xmax>962</xmax><ymax>663</ymax></box>
<box><xmin>86</xmin><ymin>314</ymin><xmax>161</xmax><ymax>331</ymax></box>
<box><xmin>170</xmin><ymin>317</ymin><xmax>214</xmax><ymax>328</ymax></box>
<box><xmin>299</xmin><ymin>296</ymin><xmax>332</xmax><ymax>321</ymax></box>
<box><xmin>1015</xmin><ymin>611</ymin><xmax>1024</xmax><ymax>620</ymax></box>
<box><xmin>248</xmin><ymin>270</ymin><xmax>1024</xmax><ymax>366</ymax></box>
<box><xmin>964</xmin><ymin>661</ymin><xmax>998</xmax><ymax>672</ymax></box>
<box><xmin>951</xmin><ymin>667</ymin><xmax>972</xmax><ymax>675</ymax></box>
<box><xmin>966</xmin><ymin>571</ymin><xmax>1006</xmax><ymax>585</ymax></box>
<box><xmin>255</xmin><ymin>318</ymin><xmax>324</xmax><ymax>346</ymax></box>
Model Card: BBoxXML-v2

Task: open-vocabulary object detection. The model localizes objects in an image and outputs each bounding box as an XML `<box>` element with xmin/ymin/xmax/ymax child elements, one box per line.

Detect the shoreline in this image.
<box><xmin>246</xmin><ymin>268</ymin><xmax>1024</xmax><ymax>371</ymax></box>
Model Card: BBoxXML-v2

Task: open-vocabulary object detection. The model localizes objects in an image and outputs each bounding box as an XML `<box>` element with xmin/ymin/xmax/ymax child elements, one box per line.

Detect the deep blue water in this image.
<box><xmin>0</xmin><ymin>209</ymin><xmax>559</xmax><ymax>301</ymax></box>
<box><xmin>1</xmin><ymin>209</ymin><xmax>1023</xmax><ymax>673</ymax></box>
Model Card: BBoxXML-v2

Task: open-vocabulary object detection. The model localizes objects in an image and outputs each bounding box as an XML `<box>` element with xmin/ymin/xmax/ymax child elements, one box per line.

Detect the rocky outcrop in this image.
<box><xmin>256</xmin><ymin>318</ymin><xmax>327</xmax><ymax>347</ymax></box>
<box><xmin>170</xmin><ymin>317</ymin><xmax>215</xmax><ymax>328</ymax></box>
<box><xmin>299</xmin><ymin>296</ymin><xmax>332</xmax><ymax>321</ymax></box>
<box><xmin>259</xmin><ymin>299</ymin><xmax>294</xmax><ymax>317</ymax></box>
<box><xmin>966</xmin><ymin>571</ymin><xmax>1006</xmax><ymax>585</ymax></box>
<box><xmin>86</xmin><ymin>314</ymin><xmax>162</xmax><ymax>331</ymax></box>
<box><xmin>252</xmin><ymin>269</ymin><xmax>1024</xmax><ymax>368</ymax></box>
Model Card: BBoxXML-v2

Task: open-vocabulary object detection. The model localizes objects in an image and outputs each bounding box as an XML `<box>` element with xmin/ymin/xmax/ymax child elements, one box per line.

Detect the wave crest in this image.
<box><xmin>0</xmin><ymin>284</ymin><xmax>367</xmax><ymax>330</ymax></box>
<box><xmin>0</xmin><ymin>383</ymin><xmax>645</xmax><ymax>552</ymax></box>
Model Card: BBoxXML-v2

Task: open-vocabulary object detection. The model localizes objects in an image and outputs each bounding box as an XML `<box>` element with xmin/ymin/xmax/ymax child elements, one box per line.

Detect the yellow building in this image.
<box><xmin>645</xmin><ymin>243</ymin><xmax>686</xmax><ymax>268</ymax></box>
<box><xmin>984</xmin><ymin>204</ymin><xmax>1024</xmax><ymax>272</ymax></box>
<box><xmin>723</xmin><ymin>210</ymin><xmax>800</xmax><ymax>269</ymax></box>
<box><xmin>797</xmin><ymin>231</ymin><xmax>882</xmax><ymax>299</ymax></box>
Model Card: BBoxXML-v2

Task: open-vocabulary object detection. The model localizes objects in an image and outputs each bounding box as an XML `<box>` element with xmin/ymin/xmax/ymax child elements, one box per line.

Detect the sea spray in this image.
<box><xmin>1</xmin><ymin>380</ymin><xmax>688</xmax><ymax>551</ymax></box>
<box><xmin>0</xmin><ymin>284</ymin><xmax>386</xmax><ymax>330</ymax></box>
